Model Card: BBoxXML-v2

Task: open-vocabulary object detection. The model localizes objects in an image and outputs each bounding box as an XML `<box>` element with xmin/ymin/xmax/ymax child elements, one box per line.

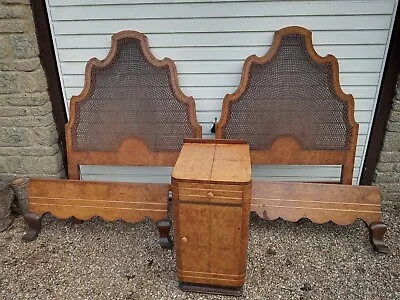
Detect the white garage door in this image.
<box><xmin>45</xmin><ymin>0</ymin><xmax>398</xmax><ymax>184</ymax></box>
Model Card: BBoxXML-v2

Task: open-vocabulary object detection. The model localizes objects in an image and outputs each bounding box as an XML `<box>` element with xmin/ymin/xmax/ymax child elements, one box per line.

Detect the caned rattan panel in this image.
<box><xmin>65</xmin><ymin>31</ymin><xmax>202</xmax><ymax>179</ymax></box>
<box><xmin>216</xmin><ymin>26</ymin><xmax>358</xmax><ymax>184</ymax></box>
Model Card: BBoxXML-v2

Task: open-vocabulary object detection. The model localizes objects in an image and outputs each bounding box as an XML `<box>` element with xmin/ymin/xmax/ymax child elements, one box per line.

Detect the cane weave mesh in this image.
<box><xmin>71</xmin><ymin>37</ymin><xmax>195</xmax><ymax>152</ymax></box>
<box><xmin>224</xmin><ymin>34</ymin><xmax>352</xmax><ymax>151</ymax></box>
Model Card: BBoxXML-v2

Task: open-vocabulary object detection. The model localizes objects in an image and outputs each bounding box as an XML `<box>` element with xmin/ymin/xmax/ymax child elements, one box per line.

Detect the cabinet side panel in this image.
<box><xmin>239</xmin><ymin>183</ymin><xmax>252</xmax><ymax>275</ymax></box>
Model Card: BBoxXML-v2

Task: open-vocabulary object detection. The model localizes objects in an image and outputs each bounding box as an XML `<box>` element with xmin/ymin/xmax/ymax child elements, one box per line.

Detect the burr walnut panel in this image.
<box><xmin>172</xmin><ymin>139</ymin><xmax>251</xmax><ymax>295</ymax></box>
<box><xmin>251</xmin><ymin>180</ymin><xmax>387</xmax><ymax>253</ymax></box>
<box><xmin>27</xmin><ymin>179</ymin><xmax>169</xmax><ymax>223</ymax></box>
<box><xmin>23</xmin><ymin>178</ymin><xmax>173</xmax><ymax>248</ymax></box>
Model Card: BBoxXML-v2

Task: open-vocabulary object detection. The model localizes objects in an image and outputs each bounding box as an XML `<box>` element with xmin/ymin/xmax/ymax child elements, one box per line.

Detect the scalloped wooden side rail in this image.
<box><xmin>23</xmin><ymin>179</ymin><xmax>172</xmax><ymax>249</ymax></box>
<box><xmin>251</xmin><ymin>181</ymin><xmax>388</xmax><ymax>253</ymax></box>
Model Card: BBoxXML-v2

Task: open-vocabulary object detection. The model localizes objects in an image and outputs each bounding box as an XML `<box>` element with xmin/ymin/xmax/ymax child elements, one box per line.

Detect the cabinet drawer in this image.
<box><xmin>177</xmin><ymin>182</ymin><xmax>245</xmax><ymax>191</ymax></box>
<box><xmin>176</xmin><ymin>183</ymin><xmax>244</xmax><ymax>205</ymax></box>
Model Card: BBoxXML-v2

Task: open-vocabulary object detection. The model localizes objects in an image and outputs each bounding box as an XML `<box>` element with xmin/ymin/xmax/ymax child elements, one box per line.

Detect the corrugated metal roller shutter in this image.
<box><xmin>45</xmin><ymin>0</ymin><xmax>398</xmax><ymax>184</ymax></box>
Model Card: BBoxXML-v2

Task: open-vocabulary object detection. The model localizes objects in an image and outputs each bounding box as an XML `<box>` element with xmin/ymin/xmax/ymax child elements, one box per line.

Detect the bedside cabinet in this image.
<box><xmin>171</xmin><ymin>139</ymin><xmax>252</xmax><ymax>296</ymax></box>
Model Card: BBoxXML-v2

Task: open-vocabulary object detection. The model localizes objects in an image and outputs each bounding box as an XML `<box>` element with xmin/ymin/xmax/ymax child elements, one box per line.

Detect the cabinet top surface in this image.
<box><xmin>172</xmin><ymin>139</ymin><xmax>251</xmax><ymax>183</ymax></box>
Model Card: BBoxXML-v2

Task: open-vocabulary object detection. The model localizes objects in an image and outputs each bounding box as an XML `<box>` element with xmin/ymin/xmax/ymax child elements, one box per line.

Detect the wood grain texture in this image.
<box><xmin>172</xmin><ymin>139</ymin><xmax>251</xmax><ymax>184</ymax></box>
<box><xmin>215</xmin><ymin>26</ymin><xmax>358</xmax><ymax>185</ymax></box>
<box><xmin>368</xmin><ymin>222</ymin><xmax>388</xmax><ymax>253</ymax></box>
<box><xmin>65</xmin><ymin>30</ymin><xmax>202</xmax><ymax>180</ymax></box>
<box><xmin>22</xmin><ymin>212</ymin><xmax>42</xmax><ymax>241</ymax></box>
<box><xmin>251</xmin><ymin>181</ymin><xmax>382</xmax><ymax>225</ymax></box>
<box><xmin>27</xmin><ymin>179</ymin><xmax>169</xmax><ymax>223</ymax></box>
<box><xmin>172</xmin><ymin>140</ymin><xmax>251</xmax><ymax>292</ymax></box>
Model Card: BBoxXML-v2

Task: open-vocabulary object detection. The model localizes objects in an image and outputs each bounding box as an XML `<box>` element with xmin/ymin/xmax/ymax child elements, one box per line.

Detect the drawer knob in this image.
<box><xmin>181</xmin><ymin>237</ymin><xmax>188</xmax><ymax>243</ymax></box>
<box><xmin>207</xmin><ymin>192</ymin><xmax>214</xmax><ymax>199</ymax></box>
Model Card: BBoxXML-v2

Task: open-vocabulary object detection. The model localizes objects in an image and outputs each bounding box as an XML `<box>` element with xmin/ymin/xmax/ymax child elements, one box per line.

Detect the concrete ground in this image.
<box><xmin>0</xmin><ymin>203</ymin><xmax>399</xmax><ymax>300</ymax></box>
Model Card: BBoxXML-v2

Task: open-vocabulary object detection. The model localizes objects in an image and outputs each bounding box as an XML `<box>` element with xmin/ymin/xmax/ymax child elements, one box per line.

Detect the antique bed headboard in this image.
<box><xmin>215</xmin><ymin>26</ymin><xmax>358</xmax><ymax>185</ymax></box>
<box><xmin>65</xmin><ymin>31</ymin><xmax>202</xmax><ymax>180</ymax></box>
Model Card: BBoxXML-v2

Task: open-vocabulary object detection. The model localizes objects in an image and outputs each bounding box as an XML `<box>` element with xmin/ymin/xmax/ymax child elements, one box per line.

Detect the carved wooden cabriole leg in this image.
<box><xmin>367</xmin><ymin>221</ymin><xmax>388</xmax><ymax>254</ymax></box>
<box><xmin>22</xmin><ymin>212</ymin><xmax>43</xmax><ymax>241</ymax></box>
<box><xmin>156</xmin><ymin>219</ymin><xmax>173</xmax><ymax>249</ymax></box>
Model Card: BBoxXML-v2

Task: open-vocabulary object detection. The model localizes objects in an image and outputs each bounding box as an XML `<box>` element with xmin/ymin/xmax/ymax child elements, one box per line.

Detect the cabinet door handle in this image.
<box><xmin>181</xmin><ymin>237</ymin><xmax>188</xmax><ymax>243</ymax></box>
<box><xmin>207</xmin><ymin>192</ymin><xmax>214</xmax><ymax>199</ymax></box>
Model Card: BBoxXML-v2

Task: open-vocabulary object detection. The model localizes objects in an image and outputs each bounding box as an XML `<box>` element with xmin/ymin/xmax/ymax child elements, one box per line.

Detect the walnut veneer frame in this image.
<box><xmin>66</xmin><ymin>30</ymin><xmax>202</xmax><ymax>180</ymax></box>
<box><xmin>24</xmin><ymin>31</ymin><xmax>202</xmax><ymax>249</ymax></box>
<box><xmin>216</xmin><ymin>26</ymin><xmax>358</xmax><ymax>185</ymax></box>
<box><xmin>23</xmin><ymin>179</ymin><xmax>172</xmax><ymax>248</ymax></box>
<box><xmin>252</xmin><ymin>181</ymin><xmax>387</xmax><ymax>253</ymax></box>
<box><xmin>215</xmin><ymin>26</ymin><xmax>386</xmax><ymax>252</ymax></box>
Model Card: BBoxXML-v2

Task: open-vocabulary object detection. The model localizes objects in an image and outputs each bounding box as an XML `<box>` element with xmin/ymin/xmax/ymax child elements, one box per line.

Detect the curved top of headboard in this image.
<box><xmin>216</xmin><ymin>26</ymin><xmax>358</xmax><ymax>152</ymax></box>
<box><xmin>65</xmin><ymin>31</ymin><xmax>202</xmax><ymax>178</ymax></box>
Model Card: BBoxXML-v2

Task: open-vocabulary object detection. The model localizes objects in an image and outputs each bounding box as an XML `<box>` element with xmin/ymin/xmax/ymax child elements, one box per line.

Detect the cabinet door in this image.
<box><xmin>178</xmin><ymin>202</ymin><xmax>243</xmax><ymax>275</ymax></box>
<box><xmin>210</xmin><ymin>205</ymin><xmax>243</xmax><ymax>275</ymax></box>
<box><xmin>179</xmin><ymin>203</ymin><xmax>210</xmax><ymax>272</ymax></box>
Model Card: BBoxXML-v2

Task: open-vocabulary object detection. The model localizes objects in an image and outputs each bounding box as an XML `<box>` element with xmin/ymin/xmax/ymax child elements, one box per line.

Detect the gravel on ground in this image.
<box><xmin>0</xmin><ymin>202</ymin><xmax>399</xmax><ymax>300</ymax></box>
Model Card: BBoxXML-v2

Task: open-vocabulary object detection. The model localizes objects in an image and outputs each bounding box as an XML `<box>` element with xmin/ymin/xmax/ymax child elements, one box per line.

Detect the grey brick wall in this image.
<box><xmin>374</xmin><ymin>74</ymin><xmax>400</xmax><ymax>202</ymax></box>
<box><xmin>0</xmin><ymin>0</ymin><xmax>64</xmax><ymax>181</ymax></box>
